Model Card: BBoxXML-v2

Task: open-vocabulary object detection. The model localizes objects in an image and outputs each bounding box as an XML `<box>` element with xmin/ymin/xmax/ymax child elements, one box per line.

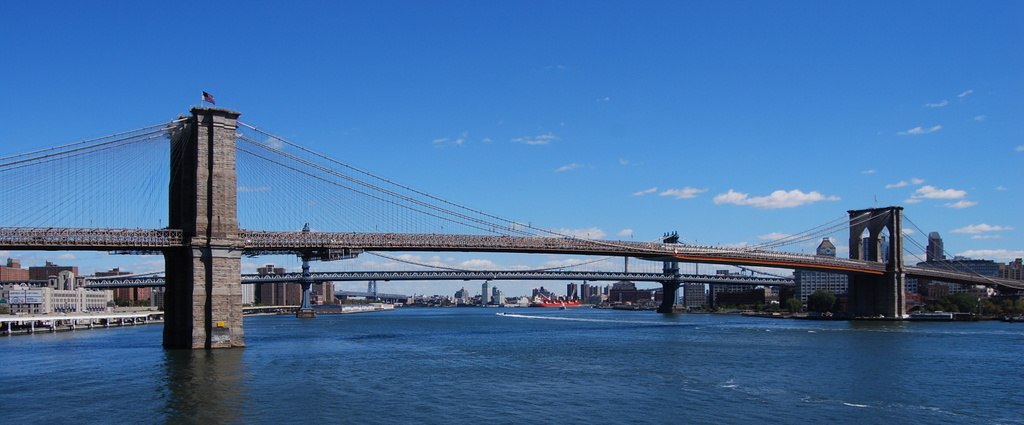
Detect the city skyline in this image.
<box><xmin>1</xmin><ymin>1</ymin><xmax>1021</xmax><ymax>297</ymax></box>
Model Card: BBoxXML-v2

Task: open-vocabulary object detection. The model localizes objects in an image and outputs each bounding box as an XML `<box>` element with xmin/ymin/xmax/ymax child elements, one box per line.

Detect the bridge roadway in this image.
<box><xmin>5</xmin><ymin>227</ymin><xmax>1023</xmax><ymax>291</ymax></box>
<box><xmin>83</xmin><ymin>270</ymin><xmax>794</xmax><ymax>288</ymax></box>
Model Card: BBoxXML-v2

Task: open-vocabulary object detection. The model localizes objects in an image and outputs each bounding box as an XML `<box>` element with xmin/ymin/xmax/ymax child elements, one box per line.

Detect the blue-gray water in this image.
<box><xmin>2</xmin><ymin>308</ymin><xmax>1022</xmax><ymax>424</ymax></box>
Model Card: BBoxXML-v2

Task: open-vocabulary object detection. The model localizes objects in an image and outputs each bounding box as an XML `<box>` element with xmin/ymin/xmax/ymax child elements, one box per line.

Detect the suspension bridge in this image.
<box><xmin>2</xmin><ymin>108</ymin><xmax>1020</xmax><ymax>349</ymax></box>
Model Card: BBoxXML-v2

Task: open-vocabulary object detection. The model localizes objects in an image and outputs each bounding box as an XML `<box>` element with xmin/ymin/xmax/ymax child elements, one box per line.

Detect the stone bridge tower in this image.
<box><xmin>847</xmin><ymin>207</ymin><xmax>906</xmax><ymax>318</ymax></box>
<box><xmin>163</xmin><ymin>108</ymin><xmax>245</xmax><ymax>348</ymax></box>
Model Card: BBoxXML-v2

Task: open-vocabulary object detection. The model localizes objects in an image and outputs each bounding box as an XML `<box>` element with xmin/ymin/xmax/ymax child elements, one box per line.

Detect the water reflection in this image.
<box><xmin>161</xmin><ymin>349</ymin><xmax>249</xmax><ymax>424</ymax></box>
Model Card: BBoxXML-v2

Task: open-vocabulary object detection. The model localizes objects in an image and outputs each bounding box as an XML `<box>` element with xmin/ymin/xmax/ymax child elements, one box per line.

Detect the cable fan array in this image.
<box><xmin>0</xmin><ymin>121</ymin><xmax>179</xmax><ymax>229</ymax></box>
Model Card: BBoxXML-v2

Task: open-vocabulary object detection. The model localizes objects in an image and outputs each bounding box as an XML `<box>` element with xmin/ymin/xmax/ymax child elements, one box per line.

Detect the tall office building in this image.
<box><xmin>793</xmin><ymin>238</ymin><xmax>848</xmax><ymax>304</ymax></box>
<box><xmin>926</xmin><ymin>232</ymin><xmax>945</xmax><ymax>262</ymax></box>
<box><xmin>481</xmin><ymin>281</ymin><xmax>490</xmax><ymax>305</ymax></box>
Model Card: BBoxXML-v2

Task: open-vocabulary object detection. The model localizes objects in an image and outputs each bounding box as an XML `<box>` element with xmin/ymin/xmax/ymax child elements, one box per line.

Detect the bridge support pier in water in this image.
<box><xmin>296</xmin><ymin>254</ymin><xmax>317</xmax><ymax>318</ymax></box>
<box><xmin>163</xmin><ymin>108</ymin><xmax>246</xmax><ymax>349</ymax></box>
<box><xmin>846</xmin><ymin>207</ymin><xmax>906</xmax><ymax>319</ymax></box>
<box><xmin>657</xmin><ymin>232</ymin><xmax>683</xmax><ymax>314</ymax></box>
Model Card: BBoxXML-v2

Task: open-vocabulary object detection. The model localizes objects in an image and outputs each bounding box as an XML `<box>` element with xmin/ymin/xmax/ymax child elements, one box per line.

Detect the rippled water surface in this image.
<box><xmin>2</xmin><ymin>308</ymin><xmax>1022</xmax><ymax>424</ymax></box>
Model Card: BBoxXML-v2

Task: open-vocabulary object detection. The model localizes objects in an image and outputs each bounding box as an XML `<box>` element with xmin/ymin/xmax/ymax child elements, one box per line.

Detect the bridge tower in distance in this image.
<box><xmin>847</xmin><ymin>207</ymin><xmax>905</xmax><ymax>319</ymax></box>
<box><xmin>657</xmin><ymin>232</ymin><xmax>683</xmax><ymax>313</ymax></box>
<box><xmin>163</xmin><ymin>108</ymin><xmax>245</xmax><ymax>349</ymax></box>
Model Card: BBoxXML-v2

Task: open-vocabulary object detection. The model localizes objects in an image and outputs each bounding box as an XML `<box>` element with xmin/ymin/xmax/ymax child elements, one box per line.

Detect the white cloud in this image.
<box><xmin>944</xmin><ymin>200</ymin><xmax>977</xmax><ymax>209</ymax></box>
<box><xmin>957</xmin><ymin>89</ymin><xmax>974</xmax><ymax>98</ymax></box>
<box><xmin>617</xmin><ymin>229</ymin><xmax>633</xmax><ymax>237</ymax></box>
<box><xmin>886</xmin><ymin>181</ymin><xmax>910</xmax><ymax>188</ymax></box>
<box><xmin>555</xmin><ymin>163</ymin><xmax>582</xmax><ymax>172</ymax></box>
<box><xmin>712</xmin><ymin>189</ymin><xmax>840</xmax><ymax>209</ymax></box>
<box><xmin>719</xmin><ymin>241</ymin><xmax>751</xmax><ymax>249</ymax></box>
<box><xmin>512</xmin><ymin>133</ymin><xmax>558</xmax><ymax>145</ymax></box>
<box><xmin>597</xmin><ymin>97</ymin><xmax>611</xmax><ymax>102</ymax></box>
<box><xmin>432</xmin><ymin>137</ymin><xmax>448</xmax><ymax>144</ymax></box>
<box><xmin>459</xmin><ymin>259</ymin><xmax>503</xmax><ymax>269</ymax></box>
<box><xmin>1016</xmin><ymin>146</ymin><xmax>1024</xmax><ymax>152</ymax></box>
<box><xmin>619</xmin><ymin>159</ymin><xmax>641</xmax><ymax>166</ymax></box>
<box><xmin>911</xmin><ymin>185</ymin><xmax>967</xmax><ymax>199</ymax></box>
<box><xmin>632</xmin><ymin>187</ymin><xmax>657</xmax><ymax>196</ymax></box>
<box><xmin>556</xmin><ymin>227</ymin><xmax>607</xmax><ymax>239</ymax></box>
<box><xmin>659</xmin><ymin>187</ymin><xmax>707</xmax><ymax>199</ymax></box>
<box><xmin>862</xmin><ymin>169</ymin><xmax>877</xmax><ymax>174</ymax></box>
<box><xmin>758</xmin><ymin>232</ymin><xmax>792</xmax><ymax>240</ymax></box>
<box><xmin>898</xmin><ymin>125</ymin><xmax>942</xmax><ymax>135</ymax></box>
<box><xmin>956</xmin><ymin>249</ymin><xmax>1024</xmax><ymax>262</ymax></box>
<box><xmin>951</xmin><ymin>224</ymin><xmax>1014</xmax><ymax>234</ymax></box>
<box><xmin>971</xmin><ymin>235</ymin><xmax>1001</xmax><ymax>239</ymax></box>
<box><xmin>995</xmin><ymin>186</ymin><xmax>1007</xmax><ymax>191</ymax></box>
<box><xmin>974</xmin><ymin>115</ymin><xmax>986</xmax><ymax>121</ymax></box>
<box><xmin>924</xmin><ymin>100</ymin><xmax>948</xmax><ymax>107</ymax></box>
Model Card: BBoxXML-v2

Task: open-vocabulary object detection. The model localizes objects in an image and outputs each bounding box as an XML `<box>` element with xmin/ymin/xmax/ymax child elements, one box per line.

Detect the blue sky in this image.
<box><xmin>1</xmin><ymin>1</ymin><xmax>1021</xmax><ymax>297</ymax></box>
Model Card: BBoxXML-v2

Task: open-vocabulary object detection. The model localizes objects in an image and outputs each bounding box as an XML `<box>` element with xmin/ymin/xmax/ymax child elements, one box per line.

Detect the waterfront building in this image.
<box><xmin>916</xmin><ymin>256</ymin><xmax>1002</xmax><ymax>296</ymax></box>
<box><xmin>1</xmin><ymin>270</ymin><xmax>112</xmax><ymax>314</ymax></box>
<box><xmin>793</xmin><ymin>238</ymin><xmax>848</xmax><ymax>304</ymax></box>
<box><xmin>1000</xmin><ymin>258</ymin><xmax>1023</xmax><ymax>280</ymax></box>
<box><xmin>256</xmin><ymin>264</ymin><xmax>334</xmax><ymax>306</ymax></box>
<box><xmin>96</xmin><ymin>267</ymin><xmax>150</xmax><ymax>305</ymax></box>
<box><xmin>29</xmin><ymin>261</ymin><xmax>78</xmax><ymax>281</ymax></box>
<box><xmin>683</xmin><ymin>282</ymin><xmax>707</xmax><ymax>308</ymax></box>
<box><xmin>0</xmin><ymin>258</ymin><xmax>30</xmax><ymax>281</ymax></box>
<box><xmin>491</xmin><ymin>285</ymin><xmax>504</xmax><ymax>305</ymax></box>
<box><xmin>566</xmin><ymin>282</ymin><xmax>578</xmax><ymax>300</ymax></box>
<box><xmin>481</xmin><ymin>281</ymin><xmax>490</xmax><ymax>305</ymax></box>
<box><xmin>607</xmin><ymin>281</ymin><xmax>654</xmax><ymax>304</ymax></box>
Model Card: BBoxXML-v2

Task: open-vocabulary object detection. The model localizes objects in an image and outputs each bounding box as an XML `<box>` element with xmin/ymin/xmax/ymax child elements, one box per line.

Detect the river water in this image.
<box><xmin>2</xmin><ymin>308</ymin><xmax>1022</xmax><ymax>424</ymax></box>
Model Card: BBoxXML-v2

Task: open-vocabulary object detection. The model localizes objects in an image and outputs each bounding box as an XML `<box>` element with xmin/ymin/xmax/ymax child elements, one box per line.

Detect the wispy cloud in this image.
<box><xmin>433</xmin><ymin>131</ymin><xmax>468</xmax><ymax>147</ymax></box>
<box><xmin>757</xmin><ymin>232</ymin><xmax>792</xmax><ymax>240</ymax></box>
<box><xmin>909</xmin><ymin>185</ymin><xmax>966</xmax><ymax>200</ymax></box>
<box><xmin>555</xmin><ymin>227</ymin><xmax>607</xmax><ymax>239</ymax></box>
<box><xmin>1016</xmin><ymin>145</ymin><xmax>1024</xmax><ymax>152</ymax></box>
<box><xmin>659</xmin><ymin>187</ymin><xmax>707</xmax><ymax>199</ymax></box>
<box><xmin>713</xmin><ymin>189</ymin><xmax>840</xmax><ymax>209</ymax></box>
<box><xmin>597</xmin><ymin>97</ymin><xmax>611</xmax><ymax>102</ymax></box>
<box><xmin>619</xmin><ymin>158</ymin><xmax>641</xmax><ymax>166</ymax></box>
<box><xmin>512</xmin><ymin>133</ymin><xmax>558</xmax><ymax>145</ymax></box>
<box><xmin>957</xmin><ymin>89</ymin><xmax>974</xmax><ymax>98</ymax></box>
<box><xmin>555</xmin><ymin>163</ymin><xmax>582</xmax><ymax>172</ymax></box>
<box><xmin>944</xmin><ymin>200</ymin><xmax>977</xmax><ymax>209</ymax></box>
<box><xmin>617</xmin><ymin>229</ymin><xmax>633</xmax><ymax>237</ymax></box>
<box><xmin>632</xmin><ymin>187</ymin><xmax>658</xmax><ymax>196</ymax></box>
<box><xmin>974</xmin><ymin>115</ymin><xmax>986</xmax><ymax>121</ymax></box>
<box><xmin>925</xmin><ymin>100</ymin><xmax>948</xmax><ymax>107</ymax></box>
<box><xmin>862</xmin><ymin>169</ymin><xmax>877</xmax><ymax>174</ymax></box>
<box><xmin>885</xmin><ymin>178</ymin><xmax>925</xmax><ymax>189</ymax></box>
<box><xmin>951</xmin><ymin>224</ymin><xmax>1014</xmax><ymax>234</ymax></box>
<box><xmin>898</xmin><ymin>125</ymin><xmax>942</xmax><ymax>136</ymax></box>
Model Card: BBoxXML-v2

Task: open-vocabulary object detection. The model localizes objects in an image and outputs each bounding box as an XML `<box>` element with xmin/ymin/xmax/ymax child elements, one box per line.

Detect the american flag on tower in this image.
<box><xmin>202</xmin><ymin>91</ymin><xmax>216</xmax><ymax>105</ymax></box>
